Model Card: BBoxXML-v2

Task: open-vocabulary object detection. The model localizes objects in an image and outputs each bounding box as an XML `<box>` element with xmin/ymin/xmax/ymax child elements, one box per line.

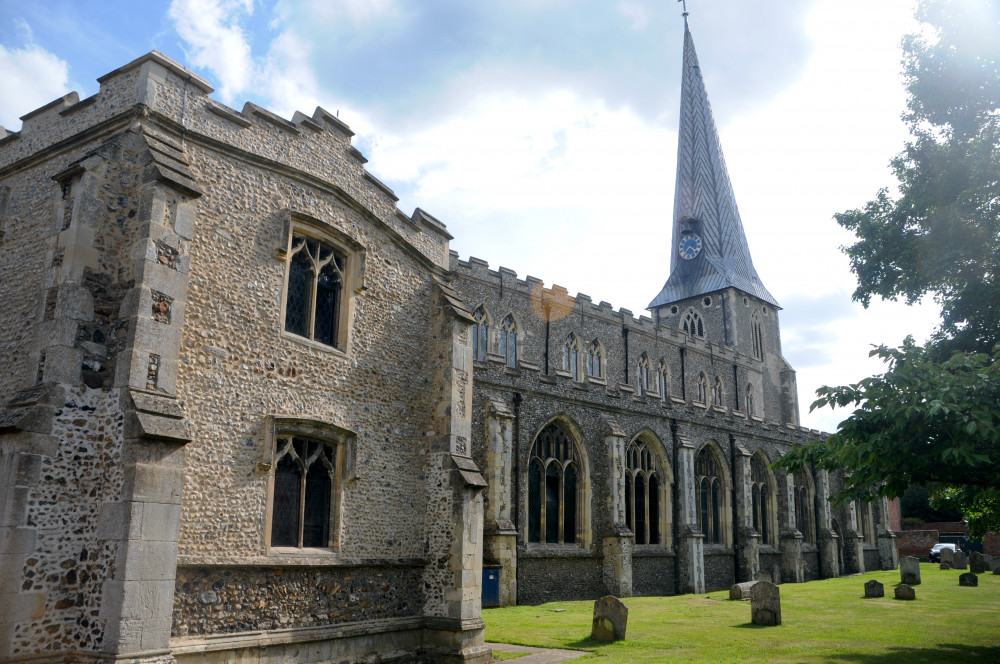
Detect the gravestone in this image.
<box><xmin>591</xmin><ymin>595</ymin><xmax>628</xmax><ymax>642</ymax></box>
<box><xmin>940</xmin><ymin>548</ymin><xmax>955</xmax><ymax>566</ymax></box>
<box><xmin>900</xmin><ymin>556</ymin><xmax>921</xmax><ymax>585</ymax></box>
<box><xmin>959</xmin><ymin>573</ymin><xmax>978</xmax><ymax>587</ymax></box>
<box><xmin>894</xmin><ymin>584</ymin><xmax>915</xmax><ymax>600</ymax></box>
<box><xmin>730</xmin><ymin>581</ymin><xmax>759</xmax><ymax>600</ymax></box>
<box><xmin>750</xmin><ymin>581</ymin><xmax>781</xmax><ymax>626</ymax></box>
<box><xmin>969</xmin><ymin>552</ymin><xmax>987</xmax><ymax>574</ymax></box>
<box><xmin>940</xmin><ymin>562</ymin><xmax>952</xmax><ymax>570</ymax></box>
<box><xmin>954</xmin><ymin>550</ymin><xmax>967</xmax><ymax>570</ymax></box>
<box><xmin>864</xmin><ymin>579</ymin><xmax>884</xmax><ymax>598</ymax></box>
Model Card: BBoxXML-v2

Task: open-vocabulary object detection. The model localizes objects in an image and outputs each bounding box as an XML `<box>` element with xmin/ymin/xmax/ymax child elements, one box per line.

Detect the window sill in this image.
<box><xmin>280</xmin><ymin>330</ymin><xmax>349</xmax><ymax>358</ymax></box>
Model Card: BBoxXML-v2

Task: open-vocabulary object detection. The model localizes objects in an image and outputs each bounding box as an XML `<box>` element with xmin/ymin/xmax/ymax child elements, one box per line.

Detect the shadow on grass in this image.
<box><xmin>826</xmin><ymin>644</ymin><xmax>1000</xmax><ymax>663</ymax></box>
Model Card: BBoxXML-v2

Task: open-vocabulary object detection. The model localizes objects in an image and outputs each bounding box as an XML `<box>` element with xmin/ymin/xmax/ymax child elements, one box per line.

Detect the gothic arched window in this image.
<box><xmin>528</xmin><ymin>422</ymin><xmax>581</xmax><ymax>545</ymax></box>
<box><xmin>472</xmin><ymin>306</ymin><xmax>490</xmax><ymax>361</ymax></box>
<box><xmin>794</xmin><ymin>470</ymin><xmax>816</xmax><ymax>545</ymax></box>
<box><xmin>750</xmin><ymin>454</ymin><xmax>775</xmax><ymax>546</ymax></box>
<box><xmin>285</xmin><ymin>234</ymin><xmax>347</xmax><ymax>348</ymax></box>
<box><xmin>855</xmin><ymin>500</ymin><xmax>875</xmax><ymax>545</ymax></box>
<box><xmin>746</xmin><ymin>385</ymin><xmax>755</xmax><ymax>416</ymax></box>
<box><xmin>695</xmin><ymin>446</ymin><xmax>725</xmax><ymax>545</ymax></box>
<box><xmin>697</xmin><ymin>372</ymin><xmax>708</xmax><ymax>404</ymax></box>
<box><xmin>712</xmin><ymin>376</ymin><xmax>724</xmax><ymax>407</ymax></box>
<box><xmin>499</xmin><ymin>314</ymin><xmax>517</xmax><ymax>368</ymax></box>
<box><xmin>751</xmin><ymin>311</ymin><xmax>764</xmax><ymax>359</ymax></box>
<box><xmin>624</xmin><ymin>439</ymin><xmax>667</xmax><ymax>546</ymax></box>
<box><xmin>587</xmin><ymin>340</ymin><xmax>603</xmax><ymax>379</ymax></box>
<box><xmin>271</xmin><ymin>437</ymin><xmax>338</xmax><ymax>548</ymax></box>
<box><xmin>683</xmin><ymin>310</ymin><xmax>705</xmax><ymax>338</ymax></box>
<box><xmin>637</xmin><ymin>353</ymin><xmax>650</xmax><ymax>396</ymax></box>
<box><xmin>658</xmin><ymin>359</ymin><xmax>670</xmax><ymax>399</ymax></box>
<box><xmin>564</xmin><ymin>333</ymin><xmax>581</xmax><ymax>381</ymax></box>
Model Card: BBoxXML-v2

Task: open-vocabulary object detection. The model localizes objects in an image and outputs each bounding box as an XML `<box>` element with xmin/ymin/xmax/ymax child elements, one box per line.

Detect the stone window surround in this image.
<box><xmin>524</xmin><ymin>416</ymin><xmax>593</xmax><ymax>550</ymax></box>
<box><xmin>750</xmin><ymin>451</ymin><xmax>778</xmax><ymax>547</ymax></box>
<box><xmin>625</xmin><ymin>432</ymin><xmax>674</xmax><ymax>549</ymax></box>
<box><xmin>260</xmin><ymin>415</ymin><xmax>358</xmax><ymax>555</ymax></box>
<box><xmin>694</xmin><ymin>441</ymin><xmax>733</xmax><ymax>548</ymax></box>
<box><xmin>276</xmin><ymin>210</ymin><xmax>367</xmax><ymax>356</ymax></box>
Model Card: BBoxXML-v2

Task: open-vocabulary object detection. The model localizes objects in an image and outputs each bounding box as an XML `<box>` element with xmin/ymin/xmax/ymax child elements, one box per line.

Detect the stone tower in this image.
<box><xmin>648</xmin><ymin>18</ymin><xmax>799</xmax><ymax>426</ymax></box>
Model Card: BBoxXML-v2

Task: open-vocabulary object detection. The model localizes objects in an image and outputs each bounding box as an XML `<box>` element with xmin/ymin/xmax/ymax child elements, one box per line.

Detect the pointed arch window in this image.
<box><xmin>499</xmin><ymin>314</ymin><xmax>517</xmax><ymax>368</ymax></box>
<box><xmin>528</xmin><ymin>422</ymin><xmax>581</xmax><ymax>545</ymax></box>
<box><xmin>658</xmin><ymin>359</ymin><xmax>670</xmax><ymax>399</ymax></box>
<box><xmin>586</xmin><ymin>340</ymin><xmax>603</xmax><ymax>378</ymax></box>
<box><xmin>751</xmin><ymin>311</ymin><xmax>764</xmax><ymax>359</ymax></box>
<box><xmin>695</xmin><ymin>447</ymin><xmax>726</xmax><ymax>545</ymax></box>
<box><xmin>271</xmin><ymin>437</ymin><xmax>338</xmax><ymax>548</ymax></box>
<box><xmin>794</xmin><ymin>470</ymin><xmax>816</xmax><ymax>545</ymax></box>
<box><xmin>697</xmin><ymin>372</ymin><xmax>708</xmax><ymax>404</ymax></box>
<box><xmin>712</xmin><ymin>376</ymin><xmax>724</xmax><ymax>407</ymax></box>
<box><xmin>637</xmin><ymin>353</ymin><xmax>650</xmax><ymax>396</ymax></box>
<box><xmin>564</xmin><ymin>333</ymin><xmax>581</xmax><ymax>381</ymax></box>
<box><xmin>855</xmin><ymin>500</ymin><xmax>875</xmax><ymax>545</ymax></box>
<box><xmin>472</xmin><ymin>307</ymin><xmax>490</xmax><ymax>361</ymax></box>
<box><xmin>746</xmin><ymin>385</ymin><xmax>755</xmax><ymax>416</ymax></box>
<box><xmin>682</xmin><ymin>310</ymin><xmax>705</xmax><ymax>338</ymax></box>
<box><xmin>750</xmin><ymin>455</ymin><xmax>775</xmax><ymax>546</ymax></box>
<box><xmin>625</xmin><ymin>439</ymin><xmax>666</xmax><ymax>545</ymax></box>
<box><xmin>285</xmin><ymin>235</ymin><xmax>347</xmax><ymax>348</ymax></box>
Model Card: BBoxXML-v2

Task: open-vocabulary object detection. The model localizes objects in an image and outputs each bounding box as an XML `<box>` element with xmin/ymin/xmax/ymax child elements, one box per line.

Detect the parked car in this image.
<box><xmin>929</xmin><ymin>543</ymin><xmax>957</xmax><ymax>562</ymax></box>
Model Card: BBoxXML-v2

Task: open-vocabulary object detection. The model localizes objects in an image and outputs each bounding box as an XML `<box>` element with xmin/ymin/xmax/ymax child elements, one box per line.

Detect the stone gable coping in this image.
<box><xmin>20</xmin><ymin>92</ymin><xmax>81</xmax><ymax>122</ymax></box>
<box><xmin>205</xmin><ymin>100</ymin><xmax>252</xmax><ymax>128</ymax></box>
<box><xmin>95</xmin><ymin>49</ymin><xmax>213</xmax><ymax>93</ymax></box>
<box><xmin>412</xmin><ymin>207</ymin><xmax>453</xmax><ymax>240</ymax></box>
<box><xmin>363</xmin><ymin>171</ymin><xmax>398</xmax><ymax>202</ymax></box>
<box><xmin>59</xmin><ymin>94</ymin><xmax>98</xmax><ymax>117</ymax></box>
<box><xmin>242</xmin><ymin>101</ymin><xmax>302</xmax><ymax>135</ymax></box>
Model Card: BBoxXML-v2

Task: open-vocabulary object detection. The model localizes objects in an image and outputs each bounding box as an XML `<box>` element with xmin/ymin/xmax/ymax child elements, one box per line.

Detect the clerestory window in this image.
<box><xmin>658</xmin><ymin>359</ymin><xmax>670</xmax><ymax>399</ymax></box>
<box><xmin>499</xmin><ymin>314</ymin><xmax>517</xmax><ymax>367</ymax></box>
<box><xmin>587</xmin><ymin>340</ymin><xmax>603</xmax><ymax>379</ymax></box>
<box><xmin>472</xmin><ymin>307</ymin><xmax>490</xmax><ymax>361</ymax></box>
<box><xmin>712</xmin><ymin>376</ymin><xmax>724</xmax><ymax>407</ymax></box>
<box><xmin>683</xmin><ymin>310</ymin><xmax>705</xmax><ymax>338</ymax></box>
<box><xmin>564</xmin><ymin>333</ymin><xmax>581</xmax><ymax>381</ymax></box>
<box><xmin>637</xmin><ymin>353</ymin><xmax>650</xmax><ymax>396</ymax></box>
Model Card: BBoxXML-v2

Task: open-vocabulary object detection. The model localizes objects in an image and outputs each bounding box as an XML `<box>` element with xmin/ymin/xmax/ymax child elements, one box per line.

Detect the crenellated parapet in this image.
<box><xmin>448</xmin><ymin>251</ymin><xmax>825</xmax><ymax>441</ymax></box>
<box><xmin>0</xmin><ymin>50</ymin><xmax>451</xmax><ymax>269</ymax></box>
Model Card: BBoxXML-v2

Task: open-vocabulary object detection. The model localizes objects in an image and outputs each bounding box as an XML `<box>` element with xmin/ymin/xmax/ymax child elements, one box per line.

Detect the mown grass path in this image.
<box><xmin>483</xmin><ymin>564</ymin><xmax>999</xmax><ymax>662</ymax></box>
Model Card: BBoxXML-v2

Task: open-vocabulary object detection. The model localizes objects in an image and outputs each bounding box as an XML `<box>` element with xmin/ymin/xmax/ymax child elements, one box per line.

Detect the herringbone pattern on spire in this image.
<box><xmin>649</xmin><ymin>23</ymin><xmax>778</xmax><ymax>309</ymax></box>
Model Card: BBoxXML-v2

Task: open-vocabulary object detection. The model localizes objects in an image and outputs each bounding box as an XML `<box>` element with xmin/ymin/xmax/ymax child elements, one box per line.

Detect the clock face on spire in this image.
<box><xmin>678</xmin><ymin>233</ymin><xmax>702</xmax><ymax>260</ymax></box>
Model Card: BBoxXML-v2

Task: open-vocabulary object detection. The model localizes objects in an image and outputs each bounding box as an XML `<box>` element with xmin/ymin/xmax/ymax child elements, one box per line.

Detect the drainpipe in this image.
<box><xmin>622</xmin><ymin>324</ymin><xmax>630</xmax><ymax>384</ymax></box>
<box><xmin>729</xmin><ymin>433</ymin><xmax>740</xmax><ymax>583</ymax></box>
<box><xmin>671</xmin><ymin>418</ymin><xmax>680</xmax><ymax>596</ymax></box>
<box><xmin>512</xmin><ymin>392</ymin><xmax>523</xmax><ymax>543</ymax></box>
<box><xmin>679</xmin><ymin>347</ymin><xmax>686</xmax><ymax>400</ymax></box>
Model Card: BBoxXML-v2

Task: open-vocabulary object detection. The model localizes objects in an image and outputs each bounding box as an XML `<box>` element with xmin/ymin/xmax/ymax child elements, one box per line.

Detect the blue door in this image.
<box><xmin>482</xmin><ymin>566</ymin><xmax>501</xmax><ymax>608</ymax></box>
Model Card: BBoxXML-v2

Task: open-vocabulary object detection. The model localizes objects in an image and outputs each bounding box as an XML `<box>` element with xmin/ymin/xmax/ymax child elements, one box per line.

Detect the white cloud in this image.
<box><xmin>616</xmin><ymin>1</ymin><xmax>653</xmax><ymax>30</ymax></box>
<box><xmin>168</xmin><ymin>0</ymin><xmax>256</xmax><ymax>103</ymax></box>
<box><xmin>0</xmin><ymin>42</ymin><xmax>70</xmax><ymax>130</ymax></box>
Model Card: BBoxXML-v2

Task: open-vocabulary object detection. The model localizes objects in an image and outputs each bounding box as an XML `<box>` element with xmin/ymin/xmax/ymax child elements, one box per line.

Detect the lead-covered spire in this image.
<box><xmin>648</xmin><ymin>20</ymin><xmax>777</xmax><ymax>310</ymax></box>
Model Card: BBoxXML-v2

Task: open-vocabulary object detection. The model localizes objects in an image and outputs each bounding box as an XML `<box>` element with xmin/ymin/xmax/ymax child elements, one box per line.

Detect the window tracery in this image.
<box><xmin>750</xmin><ymin>454</ymin><xmax>775</xmax><ymax>546</ymax></box>
<box><xmin>697</xmin><ymin>372</ymin><xmax>708</xmax><ymax>404</ymax></box>
<box><xmin>528</xmin><ymin>422</ymin><xmax>581</xmax><ymax>545</ymax></box>
<box><xmin>712</xmin><ymin>375</ymin><xmax>724</xmax><ymax>407</ymax></box>
<box><xmin>637</xmin><ymin>353</ymin><xmax>650</xmax><ymax>396</ymax></box>
<box><xmin>658</xmin><ymin>359</ymin><xmax>670</xmax><ymax>399</ymax></box>
<box><xmin>682</xmin><ymin>310</ymin><xmax>705</xmax><ymax>338</ymax></box>
<box><xmin>751</xmin><ymin>311</ymin><xmax>764</xmax><ymax>359</ymax></box>
<box><xmin>499</xmin><ymin>314</ymin><xmax>517</xmax><ymax>368</ymax></box>
<box><xmin>586</xmin><ymin>340</ymin><xmax>603</xmax><ymax>378</ymax></box>
<box><xmin>472</xmin><ymin>306</ymin><xmax>490</xmax><ymax>361</ymax></box>
<box><xmin>564</xmin><ymin>333</ymin><xmax>581</xmax><ymax>381</ymax></box>
<box><xmin>695</xmin><ymin>447</ymin><xmax>725</xmax><ymax>545</ymax></box>
<box><xmin>624</xmin><ymin>439</ymin><xmax>665</xmax><ymax>545</ymax></box>
<box><xmin>285</xmin><ymin>234</ymin><xmax>346</xmax><ymax>348</ymax></box>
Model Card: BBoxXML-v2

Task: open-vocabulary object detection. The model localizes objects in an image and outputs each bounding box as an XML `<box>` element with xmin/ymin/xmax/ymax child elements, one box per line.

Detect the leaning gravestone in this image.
<box><xmin>940</xmin><ymin>562</ymin><xmax>952</xmax><ymax>570</ymax></box>
<box><xmin>959</xmin><ymin>573</ymin><xmax>978</xmax><ymax>587</ymax></box>
<box><xmin>864</xmin><ymin>579</ymin><xmax>884</xmax><ymax>598</ymax></box>
<box><xmin>894</xmin><ymin>584</ymin><xmax>916</xmax><ymax>600</ymax></box>
<box><xmin>750</xmin><ymin>581</ymin><xmax>781</xmax><ymax>626</ymax></box>
<box><xmin>900</xmin><ymin>556</ymin><xmax>921</xmax><ymax>585</ymax></box>
<box><xmin>591</xmin><ymin>595</ymin><xmax>628</xmax><ymax>642</ymax></box>
<box><xmin>969</xmin><ymin>552</ymin><xmax>987</xmax><ymax>574</ymax></box>
<box><xmin>730</xmin><ymin>581</ymin><xmax>759</xmax><ymax>601</ymax></box>
<box><xmin>940</xmin><ymin>548</ymin><xmax>955</xmax><ymax>566</ymax></box>
<box><xmin>954</xmin><ymin>551</ymin><xmax>968</xmax><ymax>570</ymax></box>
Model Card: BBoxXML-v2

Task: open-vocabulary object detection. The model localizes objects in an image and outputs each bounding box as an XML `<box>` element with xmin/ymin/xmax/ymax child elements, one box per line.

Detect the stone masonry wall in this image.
<box><xmin>4</xmin><ymin>386</ymin><xmax>124</xmax><ymax>657</ymax></box>
<box><xmin>172</xmin><ymin>564</ymin><xmax>422</xmax><ymax>637</ymax></box>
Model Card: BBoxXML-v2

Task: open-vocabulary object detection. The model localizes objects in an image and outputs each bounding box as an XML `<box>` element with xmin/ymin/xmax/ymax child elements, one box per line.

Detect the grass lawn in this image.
<box><xmin>483</xmin><ymin>564</ymin><xmax>1000</xmax><ymax>663</ymax></box>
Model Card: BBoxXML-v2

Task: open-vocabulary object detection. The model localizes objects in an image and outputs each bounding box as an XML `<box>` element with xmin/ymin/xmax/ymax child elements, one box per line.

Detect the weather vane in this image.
<box><xmin>678</xmin><ymin>0</ymin><xmax>689</xmax><ymax>17</ymax></box>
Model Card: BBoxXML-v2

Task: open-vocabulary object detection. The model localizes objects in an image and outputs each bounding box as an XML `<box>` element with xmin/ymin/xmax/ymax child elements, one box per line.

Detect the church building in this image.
<box><xmin>0</xmin><ymin>18</ymin><xmax>897</xmax><ymax>664</ymax></box>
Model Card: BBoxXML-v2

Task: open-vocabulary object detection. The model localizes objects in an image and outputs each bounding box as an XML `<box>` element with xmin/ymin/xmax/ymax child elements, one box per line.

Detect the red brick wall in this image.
<box><xmin>897</xmin><ymin>530</ymin><xmax>940</xmax><ymax>558</ymax></box>
<box><xmin>888</xmin><ymin>498</ymin><xmax>902</xmax><ymax>531</ymax></box>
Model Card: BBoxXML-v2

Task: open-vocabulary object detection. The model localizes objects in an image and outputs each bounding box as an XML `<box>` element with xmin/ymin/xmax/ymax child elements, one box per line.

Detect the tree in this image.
<box><xmin>777</xmin><ymin>0</ymin><xmax>1000</xmax><ymax>538</ymax></box>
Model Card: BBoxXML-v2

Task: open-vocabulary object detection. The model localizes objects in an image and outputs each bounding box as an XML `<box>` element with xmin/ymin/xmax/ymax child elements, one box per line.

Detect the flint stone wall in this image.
<box><xmin>172</xmin><ymin>565</ymin><xmax>423</xmax><ymax>636</ymax></box>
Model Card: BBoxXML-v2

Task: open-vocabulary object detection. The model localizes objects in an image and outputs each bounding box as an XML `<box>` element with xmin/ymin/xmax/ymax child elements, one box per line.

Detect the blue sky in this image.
<box><xmin>0</xmin><ymin>0</ymin><xmax>942</xmax><ymax>432</ymax></box>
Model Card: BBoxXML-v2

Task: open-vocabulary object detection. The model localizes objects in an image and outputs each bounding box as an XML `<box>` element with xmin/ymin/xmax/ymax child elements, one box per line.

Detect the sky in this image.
<box><xmin>0</xmin><ymin>0</ymin><xmax>943</xmax><ymax>432</ymax></box>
